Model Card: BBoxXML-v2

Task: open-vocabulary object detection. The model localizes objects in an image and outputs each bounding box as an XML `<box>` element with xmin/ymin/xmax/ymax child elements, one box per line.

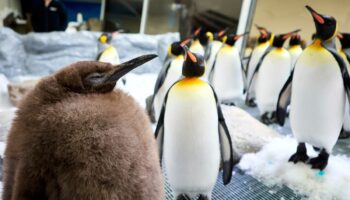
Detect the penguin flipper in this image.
<box><xmin>154</xmin><ymin>103</ymin><xmax>165</xmax><ymax>166</ymax></box>
<box><xmin>96</xmin><ymin>51</ymin><xmax>103</xmax><ymax>61</ymax></box>
<box><xmin>154</xmin><ymin>84</ymin><xmax>174</xmax><ymax>166</ymax></box>
<box><xmin>209</xmin><ymin>86</ymin><xmax>235</xmax><ymax>185</ymax></box>
<box><xmin>324</xmin><ymin>47</ymin><xmax>350</xmax><ymax>106</ymax></box>
<box><xmin>218</xmin><ymin>105</ymin><xmax>235</xmax><ymax>185</ymax></box>
<box><xmin>153</xmin><ymin>58</ymin><xmax>172</xmax><ymax>96</ymax></box>
<box><xmin>276</xmin><ymin>70</ymin><xmax>294</xmax><ymax>126</ymax></box>
<box><xmin>246</xmin><ymin>46</ymin><xmax>272</xmax><ymax>101</ymax></box>
<box><xmin>240</xmin><ymin>58</ymin><xmax>248</xmax><ymax>92</ymax></box>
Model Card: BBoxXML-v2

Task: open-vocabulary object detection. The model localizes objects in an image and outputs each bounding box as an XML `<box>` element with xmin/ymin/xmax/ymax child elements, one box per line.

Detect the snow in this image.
<box><xmin>239</xmin><ymin>137</ymin><xmax>350</xmax><ymax>200</ymax></box>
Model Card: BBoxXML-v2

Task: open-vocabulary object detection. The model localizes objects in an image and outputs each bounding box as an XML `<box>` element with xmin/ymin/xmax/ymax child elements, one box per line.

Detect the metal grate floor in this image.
<box><xmin>164</xmin><ymin>168</ymin><xmax>303</xmax><ymax>200</ymax></box>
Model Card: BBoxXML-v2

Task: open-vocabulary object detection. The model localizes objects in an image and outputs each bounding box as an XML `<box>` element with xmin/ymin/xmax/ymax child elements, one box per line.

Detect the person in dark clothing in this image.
<box><xmin>29</xmin><ymin>0</ymin><xmax>68</xmax><ymax>32</ymax></box>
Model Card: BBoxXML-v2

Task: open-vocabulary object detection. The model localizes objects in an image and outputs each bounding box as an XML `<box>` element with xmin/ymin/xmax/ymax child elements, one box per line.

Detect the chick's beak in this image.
<box><xmin>105</xmin><ymin>54</ymin><xmax>157</xmax><ymax>83</ymax></box>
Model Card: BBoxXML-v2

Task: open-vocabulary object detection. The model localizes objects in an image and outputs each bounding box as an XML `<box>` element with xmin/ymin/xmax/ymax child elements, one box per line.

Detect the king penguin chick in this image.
<box><xmin>337</xmin><ymin>32</ymin><xmax>350</xmax><ymax>139</ymax></box>
<box><xmin>288</xmin><ymin>33</ymin><xmax>303</xmax><ymax>69</ymax></box>
<box><xmin>277</xmin><ymin>6</ymin><xmax>350</xmax><ymax>170</ymax></box>
<box><xmin>203</xmin><ymin>29</ymin><xmax>228</xmax><ymax>80</ymax></box>
<box><xmin>149</xmin><ymin>39</ymin><xmax>190</xmax><ymax>123</ymax></box>
<box><xmin>248</xmin><ymin>29</ymin><xmax>300</xmax><ymax>124</ymax></box>
<box><xmin>97</xmin><ymin>32</ymin><xmax>126</xmax><ymax>88</ymax></box>
<box><xmin>209</xmin><ymin>33</ymin><xmax>248</xmax><ymax>105</ymax></box>
<box><xmin>3</xmin><ymin>55</ymin><xmax>165</xmax><ymax>200</ymax></box>
<box><xmin>155</xmin><ymin>48</ymin><xmax>238</xmax><ymax>200</ymax></box>
<box><xmin>189</xmin><ymin>27</ymin><xmax>205</xmax><ymax>55</ymax></box>
<box><xmin>245</xmin><ymin>25</ymin><xmax>273</xmax><ymax>107</ymax></box>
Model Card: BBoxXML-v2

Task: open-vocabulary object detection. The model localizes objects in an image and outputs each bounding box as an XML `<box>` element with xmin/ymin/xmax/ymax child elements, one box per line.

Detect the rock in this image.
<box><xmin>222</xmin><ymin>105</ymin><xmax>280</xmax><ymax>156</ymax></box>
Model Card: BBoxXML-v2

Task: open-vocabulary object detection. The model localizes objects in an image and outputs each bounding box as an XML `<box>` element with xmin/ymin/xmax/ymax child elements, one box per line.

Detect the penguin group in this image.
<box><xmin>3</xmin><ymin>4</ymin><xmax>350</xmax><ymax>200</ymax></box>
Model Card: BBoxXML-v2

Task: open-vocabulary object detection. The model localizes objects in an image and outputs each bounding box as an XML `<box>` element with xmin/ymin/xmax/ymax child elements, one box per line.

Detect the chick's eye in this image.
<box><xmin>87</xmin><ymin>73</ymin><xmax>104</xmax><ymax>80</ymax></box>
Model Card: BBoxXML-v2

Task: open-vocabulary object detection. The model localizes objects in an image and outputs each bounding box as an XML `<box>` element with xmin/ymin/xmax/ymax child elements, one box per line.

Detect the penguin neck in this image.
<box><xmin>175</xmin><ymin>54</ymin><xmax>184</xmax><ymax>60</ymax></box>
<box><xmin>179</xmin><ymin>76</ymin><xmax>204</xmax><ymax>86</ymax></box>
<box><xmin>289</xmin><ymin>44</ymin><xmax>301</xmax><ymax>49</ymax></box>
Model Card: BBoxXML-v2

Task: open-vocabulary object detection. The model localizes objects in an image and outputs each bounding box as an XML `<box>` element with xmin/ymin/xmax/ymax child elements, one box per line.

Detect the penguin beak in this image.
<box><xmin>234</xmin><ymin>32</ymin><xmax>249</xmax><ymax>40</ymax></box>
<box><xmin>218</xmin><ymin>28</ymin><xmax>229</xmax><ymax>37</ymax></box>
<box><xmin>306</xmin><ymin>5</ymin><xmax>325</xmax><ymax>25</ymax></box>
<box><xmin>105</xmin><ymin>54</ymin><xmax>157</xmax><ymax>82</ymax></box>
<box><xmin>282</xmin><ymin>29</ymin><xmax>301</xmax><ymax>40</ymax></box>
<box><xmin>337</xmin><ymin>32</ymin><xmax>344</xmax><ymax>39</ymax></box>
<box><xmin>255</xmin><ymin>24</ymin><xmax>268</xmax><ymax>38</ymax></box>
<box><xmin>193</xmin><ymin>27</ymin><xmax>201</xmax><ymax>36</ymax></box>
<box><xmin>180</xmin><ymin>38</ymin><xmax>191</xmax><ymax>47</ymax></box>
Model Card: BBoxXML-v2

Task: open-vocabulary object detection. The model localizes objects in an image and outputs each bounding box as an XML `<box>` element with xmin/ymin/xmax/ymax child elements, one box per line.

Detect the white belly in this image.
<box><xmin>204</xmin><ymin>41</ymin><xmax>223</xmax><ymax>80</ymax></box>
<box><xmin>288</xmin><ymin>46</ymin><xmax>303</xmax><ymax>69</ymax></box>
<box><xmin>190</xmin><ymin>40</ymin><xmax>205</xmax><ymax>55</ymax></box>
<box><xmin>290</xmin><ymin>46</ymin><xmax>345</xmax><ymax>152</ymax></box>
<box><xmin>246</xmin><ymin>43</ymin><xmax>270</xmax><ymax>98</ymax></box>
<box><xmin>256</xmin><ymin>48</ymin><xmax>291</xmax><ymax>113</ymax></box>
<box><xmin>163</xmin><ymin>80</ymin><xmax>220</xmax><ymax>193</ymax></box>
<box><xmin>154</xmin><ymin>58</ymin><xmax>183</xmax><ymax>120</ymax></box>
<box><xmin>211</xmin><ymin>47</ymin><xmax>243</xmax><ymax>101</ymax></box>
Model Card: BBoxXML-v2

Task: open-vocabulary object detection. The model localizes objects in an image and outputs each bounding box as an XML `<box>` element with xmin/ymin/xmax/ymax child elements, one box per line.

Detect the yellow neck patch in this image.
<box><xmin>176</xmin><ymin>77</ymin><xmax>206</xmax><ymax>87</ymax></box>
<box><xmin>310</xmin><ymin>39</ymin><xmax>322</xmax><ymax>49</ymax></box>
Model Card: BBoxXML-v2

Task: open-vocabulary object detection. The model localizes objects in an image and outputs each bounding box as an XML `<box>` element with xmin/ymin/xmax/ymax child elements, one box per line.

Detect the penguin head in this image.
<box><xmin>255</xmin><ymin>24</ymin><xmax>272</xmax><ymax>44</ymax></box>
<box><xmin>182</xmin><ymin>48</ymin><xmax>205</xmax><ymax>77</ymax></box>
<box><xmin>337</xmin><ymin>32</ymin><xmax>350</xmax><ymax>49</ymax></box>
<box><xmin>214</xmin><ymin>29</ymin><xmax>228</xmax><ymax>41</ymax></box>
<box><xmin>169</xmin><ymin>39</ymin><xmax>191</xmax><ymax>56</ymax></box>
<box><xmin>289</xmin><ymin>33</ymin><xmax>302</xmax><ymax>46</ymax></box>
<box><xmin>206</xmin><ymin>32</ymin><xmax>214</xmax><ymax>42</ymax></box>
<box><xmin>56</xmin><ymin>54</ymin><xmax>157</xmax><ymax>94</ymax></box>
<box><xmin>98</xmin><ymin>32</ymin><xmax>113</xmax><ymax>44</ymax></box>
<box><xmin>224</xmin><ymin>32</ymin><xmax>248</xmax><ymax>46</ymax></box>
<box><xmin>306</xmin><ymin>5</ymin><xmax>337</xmax><ymax>41</ymax></box>
<box><xmin>272</xmin><ymin>29</ymin><xmax>301</xmax><ymax>48</ymax></box>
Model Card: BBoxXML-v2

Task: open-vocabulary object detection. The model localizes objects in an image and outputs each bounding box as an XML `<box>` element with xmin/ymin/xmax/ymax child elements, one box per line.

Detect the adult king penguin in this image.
<box><xmin>3</xmin><ymin>55</ymin><xmax>165</xmax><ymax>199</ymax></box>
<box><xmin>288</xmin><ymin>33</ymin><xmax>303</xmax><ymax>69</ymax></box>
<box><xmin>155</xmin><ymin>48</ymin><xmax>237</xmax><ymax>200</ymax></box>
<box><xmin>337</xmin><ymin>32</ymin><xmax>350</xmax><ymax>139</ymax></box>
<box><xmin>97</xmin><ymin>32</ymin><xmax>126</xmax><ymax>87</ymax></box>
<box><xmin>149</xmin><ymin>39</ymin><xmax>190</xmax><ymax>122</ymax></box>
<box><xmin>209</xmin><ymin>33</ymin><xmax>248</xmax><ymax>105</ymax></box>
<box><xmin>203</xmin><ymin>29</ymin><xmax>228</xmax><ymax>80</ymax></box>
<box><xmin>97</xmin><ymin>32</ymin><xmax>120</xmax><ymax>65</ymax></box>
<box><xmin>245</xmin><ymin>25</ymin><xmax>273</xmax><ymax>107</ymax></box>
<box><xmin>248</xmin><ymin>29</ymin><xmax>300</xmax><ymax>124</ymax></box>
<box><xmin>190</xmin><ymin>27</ymin><xmax>206</xmax><ymax>55</ymax></box>
<box><xmin>277</xmin><ymin>6</ymin><xmax>350</xmax><ymax>170</ymax></box>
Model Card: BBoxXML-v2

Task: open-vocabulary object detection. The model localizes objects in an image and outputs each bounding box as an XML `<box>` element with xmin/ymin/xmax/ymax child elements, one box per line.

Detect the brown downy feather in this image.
<box><xmin>3</xmin><ymin>61</ymin><xmax>164</xmax><ymax>200</ymax></box>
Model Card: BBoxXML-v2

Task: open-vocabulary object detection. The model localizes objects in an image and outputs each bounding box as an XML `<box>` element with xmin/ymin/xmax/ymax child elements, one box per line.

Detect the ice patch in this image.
<box><xmin>239</xmin><ymin>137</ymin><xmax>350</xmax><ymax>200</ymax></box>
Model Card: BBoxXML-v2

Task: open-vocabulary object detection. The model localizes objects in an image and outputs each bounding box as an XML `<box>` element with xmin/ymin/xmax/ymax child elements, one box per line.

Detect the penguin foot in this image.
<box><xmin>339</xmin><ymin>128</ymin><xmax>350</xmax><ymax>139</ymax></box>
<box><xmin>289</xmin><ymin>143</ymin><xmax>309</xmax><ymax>164</ymax></box>
<box><xmin>308</xmin><ymin>149</ymin><xmax>329</xmax><ymax>170</ymax></box>
<box><xmin>261</xmin><ymin>112</ymin><xmax>278</xmax><ymax>125</ymax></box>
<box><xmin>313</xmin><ymin>146</ymin><xmax>321</xmax><ymax>151</ymax></box>
<box><xmin>223</xmin><ymin>101</ymin><xmax>236</xmax><ymax>106</ymax></box>
<box><xmin>176</xmin><ymin>194</ymin><xmax>189</xmax><ymax>200</ymax></box>
<box><xmin>245</xmin><ymin>98</ymin><xmax>257</xmax><ymax>107</ymax></box>
<box><xmin>198</xmin><ymin>194</ymin><xmax>210</xmax><ymax>200</ymax></box>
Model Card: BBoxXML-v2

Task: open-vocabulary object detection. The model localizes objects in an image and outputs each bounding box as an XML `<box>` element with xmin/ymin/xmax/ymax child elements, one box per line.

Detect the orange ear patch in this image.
<box><xmin>194</xmin><ymin>27</ymin><xmax>201</xmax><ymax>36</ymax></box>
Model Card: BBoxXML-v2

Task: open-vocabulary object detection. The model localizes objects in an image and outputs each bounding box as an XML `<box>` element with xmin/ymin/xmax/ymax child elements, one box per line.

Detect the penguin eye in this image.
<box><xmin>88</xmin><ymin>73</ymin><xmax>104</xmax><ymax>79</ymax></box>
